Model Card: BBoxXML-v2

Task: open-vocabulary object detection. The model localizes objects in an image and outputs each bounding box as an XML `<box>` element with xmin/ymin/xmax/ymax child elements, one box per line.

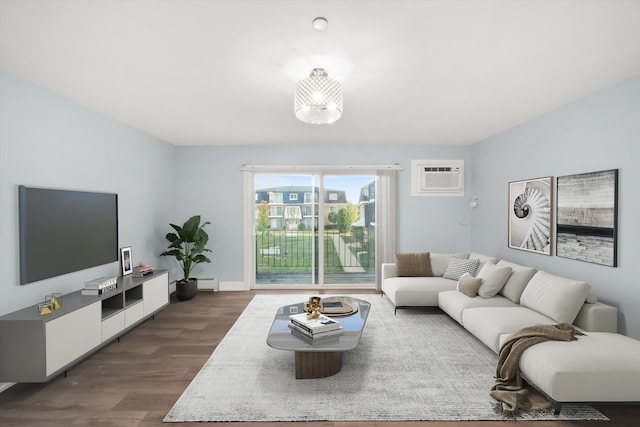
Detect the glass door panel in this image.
<box><xmin>255</xmin><ymin>175</ymin><xmax>318</xmax><ymax>285</ymax></box>
<box><xmin>322</xmin><ymin>175</ymin><xmax>376</xmax><ymax>286</ymax></box>
<box><xmin>253</xmin><ymin>173</ymin><xmax>376</xmax><ymax>287</ymax></box>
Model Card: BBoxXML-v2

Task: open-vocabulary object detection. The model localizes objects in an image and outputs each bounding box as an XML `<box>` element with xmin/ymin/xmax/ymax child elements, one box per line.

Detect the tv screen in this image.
<box><xmin>19</xmin><ymin>185</ymin><xmax>119</xmax><ymax>285</ymax></box>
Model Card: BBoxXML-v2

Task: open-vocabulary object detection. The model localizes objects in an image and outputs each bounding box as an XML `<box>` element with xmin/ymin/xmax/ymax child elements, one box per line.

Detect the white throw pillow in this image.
<box><xmin>496</xmin><ymin>260</ymin><xmax>537</xmax><ymax>303</ymax></box>
<box><xmin>476</xmin><ymin>263</ymin><xmax>512</xmax><ymax>298</ymax></box>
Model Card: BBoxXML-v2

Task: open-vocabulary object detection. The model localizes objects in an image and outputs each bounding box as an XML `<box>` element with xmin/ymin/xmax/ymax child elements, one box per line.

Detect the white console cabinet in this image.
<box><xmin>0</xmin><ymin>271</ymin><xmax>168</xmax><ymax>382</ymax></box>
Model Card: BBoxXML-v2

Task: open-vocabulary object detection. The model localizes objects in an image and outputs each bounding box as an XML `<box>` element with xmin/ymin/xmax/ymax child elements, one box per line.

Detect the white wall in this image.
<box><xmin>0</xmin><ymin>71</ymin><xmax>177</xmax><ymax>316</ymax></box>
<box><xmin>470</xmin><ymin>76</ymin><xmax>640</xmax><ymax>339</ymax></box>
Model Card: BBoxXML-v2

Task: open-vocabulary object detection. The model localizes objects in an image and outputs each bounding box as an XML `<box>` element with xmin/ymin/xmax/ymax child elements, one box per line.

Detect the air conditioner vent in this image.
<box><xmin>411</xmin><ymin>160</ymin><xmax>464</xmax><ymax>197</ymax></box>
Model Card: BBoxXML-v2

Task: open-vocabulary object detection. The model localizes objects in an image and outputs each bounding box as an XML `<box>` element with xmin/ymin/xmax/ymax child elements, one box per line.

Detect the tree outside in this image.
<box><xmin>337</xmin><ymin>202</ymin><xmax>359</xmax><ymax>234</ymax></box>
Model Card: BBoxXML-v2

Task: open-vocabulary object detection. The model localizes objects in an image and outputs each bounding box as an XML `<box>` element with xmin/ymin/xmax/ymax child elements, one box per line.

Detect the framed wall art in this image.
<box><xmin>508</xmin><ymin>176</ymin><xmax>552</xmax><ymax>255</ymax></box>
<box><xmin>120</xmin><ymin>246</ymin><xmax>133</xmax><ymax>275</ymax></box>
<box><xmin>556</xmin><ymin>169</ymin><xmax>618</xmax><ymax>267</ymax></box>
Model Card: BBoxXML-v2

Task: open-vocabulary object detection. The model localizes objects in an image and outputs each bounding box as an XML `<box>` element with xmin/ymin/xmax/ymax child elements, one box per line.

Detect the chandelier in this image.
<box><xmin>294</xmin><ymin>68</ymin><xmax>343</xmax><ymax>125</ymax></box>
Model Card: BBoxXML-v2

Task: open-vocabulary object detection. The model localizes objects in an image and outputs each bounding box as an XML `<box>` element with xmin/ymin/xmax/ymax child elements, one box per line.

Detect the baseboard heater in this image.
<box><xmin>197</xmin><ymin>278</ymin><xmax>219</xmax><ymax>291</ymax></box>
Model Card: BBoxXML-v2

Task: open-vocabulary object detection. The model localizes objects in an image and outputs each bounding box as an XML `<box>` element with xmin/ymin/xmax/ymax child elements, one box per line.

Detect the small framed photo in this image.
<box><xmin>508</xmin><ymin>176</ymin><xmax>553</xmax><ymax>256</ymax></box>
<box><xmin>120</xmin><ymin>246</ymin><xmax>133</xmax><ymax>276</ymax></box>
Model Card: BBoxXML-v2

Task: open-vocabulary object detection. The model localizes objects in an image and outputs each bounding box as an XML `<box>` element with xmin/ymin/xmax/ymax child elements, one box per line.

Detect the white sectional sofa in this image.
<box><xmin>381</xmin><ymin>252</ymin><xmax>640</xmax><ymax>413</ymax></box>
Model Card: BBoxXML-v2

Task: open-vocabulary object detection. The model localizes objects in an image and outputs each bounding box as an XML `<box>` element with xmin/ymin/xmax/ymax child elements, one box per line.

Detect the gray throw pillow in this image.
<box><xmin>457</xmin><ymin>273</ymin><xmax>482</xmax><ymax>298</ymax></box>
<box><xmin>443</xmin><ymin>257</ymin><xmax>480</xmax><ymax>280</ymax></box>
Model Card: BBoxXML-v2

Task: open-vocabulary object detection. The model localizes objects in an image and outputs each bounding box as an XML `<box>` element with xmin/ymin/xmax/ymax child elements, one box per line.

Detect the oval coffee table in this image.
<box><xmin>266</xmin><ymin>296</ymin><xmax>371</xmax><ymax>379</ymax></box>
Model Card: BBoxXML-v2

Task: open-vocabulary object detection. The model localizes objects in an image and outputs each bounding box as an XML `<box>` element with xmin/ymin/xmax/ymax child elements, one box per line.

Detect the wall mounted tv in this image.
<box><xmin>19</xmin><ymin>185</ymin><xmax>119</xmax><ymax>285</ymax></box>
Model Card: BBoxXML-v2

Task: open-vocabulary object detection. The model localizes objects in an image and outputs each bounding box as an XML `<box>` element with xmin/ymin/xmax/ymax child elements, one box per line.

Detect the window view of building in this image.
<box><xmin>253</xmin><ymin>175</ymin><xmax>377</xmax><ymax>287</ymax></box>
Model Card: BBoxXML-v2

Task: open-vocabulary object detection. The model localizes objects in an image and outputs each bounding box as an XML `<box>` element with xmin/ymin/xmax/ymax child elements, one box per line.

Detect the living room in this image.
<box><xmin>1</xmin><ymin>1</ymin><xmax>639</xmax><ymax>425</ymax></box>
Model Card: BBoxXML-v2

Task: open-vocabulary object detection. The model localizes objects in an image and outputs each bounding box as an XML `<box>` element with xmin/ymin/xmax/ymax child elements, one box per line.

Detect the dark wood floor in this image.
<box><xmin>1</xmin><ymin>290</ymin><xmax>638</xmax><ymax>426</ymax></box>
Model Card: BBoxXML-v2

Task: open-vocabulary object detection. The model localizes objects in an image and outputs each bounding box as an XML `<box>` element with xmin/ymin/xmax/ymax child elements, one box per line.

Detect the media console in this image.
<box><xmin>0</xmin><ymin>271</ymin><xmax>169</xmax><ymax>382</ymax></box>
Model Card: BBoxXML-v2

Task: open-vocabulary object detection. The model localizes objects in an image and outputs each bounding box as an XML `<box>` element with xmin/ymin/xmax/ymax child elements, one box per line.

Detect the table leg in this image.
<box><xmin>294</xmin><ymin>351</ymin><xmax>343</xmax><ymax>379</ymax></box>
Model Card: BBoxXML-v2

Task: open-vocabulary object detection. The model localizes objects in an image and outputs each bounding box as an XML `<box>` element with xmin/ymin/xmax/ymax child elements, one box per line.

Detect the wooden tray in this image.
<box><xmin>320</xmin><ymin>302</ymin><xmax>358</xmax><ymax>317</ymax></box>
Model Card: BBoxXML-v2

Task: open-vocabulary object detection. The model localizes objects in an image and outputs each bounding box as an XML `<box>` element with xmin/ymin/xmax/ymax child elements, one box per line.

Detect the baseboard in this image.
<box><xmin>220</xmin><ymin>281</ymin><xmax>249</xmax><ymax>291</ymax></box>
<box><xmin>170</xmin><ymin>280</ymin><xmax>249</xmax><ymax>293</ymax></box>
<box><xmin>0</xmin><ymin>382</ymin><xmax>15</xmax><ymax>393</ymax></box>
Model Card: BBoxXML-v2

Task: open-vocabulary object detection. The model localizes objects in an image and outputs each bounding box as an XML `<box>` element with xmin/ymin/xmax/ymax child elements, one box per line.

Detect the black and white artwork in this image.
<box><xmin>508</xmin><ymin>177</ymin><xmax>552</xmax><ymax>255</ymax></box>
<box><xmin>556</xmin><ymin>169</ymin><xmax>618</xmax><ymax>267</ymax></box>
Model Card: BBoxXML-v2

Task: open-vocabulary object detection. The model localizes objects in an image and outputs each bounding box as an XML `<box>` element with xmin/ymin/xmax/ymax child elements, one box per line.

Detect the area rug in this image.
<box><xmin>164</xmin><ymin>294</ymin><xmax>607</xmax><ymax>422</ymax></box>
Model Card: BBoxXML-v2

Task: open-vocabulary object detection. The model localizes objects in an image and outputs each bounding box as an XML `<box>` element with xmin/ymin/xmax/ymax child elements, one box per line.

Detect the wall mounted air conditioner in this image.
<box><xmin>411</xmin><ymin>159</ymin><xmax>464</xmax><ymax>196</ymax></box>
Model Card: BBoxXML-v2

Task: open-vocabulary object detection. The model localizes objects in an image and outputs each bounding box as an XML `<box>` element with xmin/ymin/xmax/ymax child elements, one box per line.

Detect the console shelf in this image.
<box><xmin>0</xmin><ymin>271</ymin><xmax>169</xmax><ymax>382</ymax></box>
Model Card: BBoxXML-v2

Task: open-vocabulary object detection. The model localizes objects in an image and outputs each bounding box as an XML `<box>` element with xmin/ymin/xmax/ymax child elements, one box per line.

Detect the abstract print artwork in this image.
<box><xmin>508</xmin><ymin>177</ymin><xmax>552</xmax><ymax>255</ymax></box>
<box><xmin>556</xmin><ymin>169</ymin><xmax>618</xmax><ymax>267</ymax></box>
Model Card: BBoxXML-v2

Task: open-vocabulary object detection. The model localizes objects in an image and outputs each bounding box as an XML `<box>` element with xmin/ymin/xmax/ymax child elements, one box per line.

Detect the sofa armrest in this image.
<box><xmin>381</xmin><ymin>263</ymin><xmax>397</xmax><ymax>281</ymax></box>
<box><xmin>574</xmin><ymin>302</ymin><xmax>618</xmax><ymax>333</ymax></box>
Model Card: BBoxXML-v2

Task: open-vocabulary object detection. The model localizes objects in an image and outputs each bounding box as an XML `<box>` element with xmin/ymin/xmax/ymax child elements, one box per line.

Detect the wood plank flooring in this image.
<box><xmin>0</xmin><ymin>290</ymin><xmax>638</xmax><ymax>426</ymax></box>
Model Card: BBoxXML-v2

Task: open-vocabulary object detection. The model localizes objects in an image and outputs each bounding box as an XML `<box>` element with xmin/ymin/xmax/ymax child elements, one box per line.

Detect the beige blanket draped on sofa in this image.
<box><xmin>491</xmin><ymin>323</ymin><xmax>584</xmax><ymax>417</ymax></box>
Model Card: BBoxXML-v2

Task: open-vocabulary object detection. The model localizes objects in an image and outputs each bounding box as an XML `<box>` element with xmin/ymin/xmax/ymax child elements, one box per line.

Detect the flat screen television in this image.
<box><xmin>19</xmin><ymin>185</ymin><xmax>119</xmax><ymax>285</ymax></box>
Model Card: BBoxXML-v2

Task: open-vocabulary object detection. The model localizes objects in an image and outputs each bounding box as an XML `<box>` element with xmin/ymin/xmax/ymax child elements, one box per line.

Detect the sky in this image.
<box><xmin>255</xmin><ymin>174</ymin><xmax>375</xmax><ymax>203</ymax></box>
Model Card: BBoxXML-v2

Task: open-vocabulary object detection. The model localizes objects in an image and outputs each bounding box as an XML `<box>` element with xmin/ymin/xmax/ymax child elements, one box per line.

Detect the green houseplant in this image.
<box><xmin>160</xmin><ymin>215</ymin><xmax>212</xmax><ymax>301</ymax></box>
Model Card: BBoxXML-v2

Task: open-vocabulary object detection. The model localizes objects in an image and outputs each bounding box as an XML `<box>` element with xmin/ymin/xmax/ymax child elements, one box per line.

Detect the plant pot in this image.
<box><xmin>176</xmin><ymin>278</ymin><xmax>198</xmax><ymax>301</ymax></box>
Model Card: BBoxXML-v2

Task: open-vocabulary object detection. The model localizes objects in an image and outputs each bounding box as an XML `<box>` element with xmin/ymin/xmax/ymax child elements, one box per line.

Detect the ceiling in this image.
<box><xmin>1</xmin><ymin>0</ymin><xmax>639</xmax><ymax>147</ymax></box>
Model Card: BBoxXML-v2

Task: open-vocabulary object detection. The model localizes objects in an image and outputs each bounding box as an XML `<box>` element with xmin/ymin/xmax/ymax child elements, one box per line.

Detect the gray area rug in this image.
<box><xmin>164</xmin><ymin>294</ymin><xmax>607</xmax><ymax>422</ymax></box>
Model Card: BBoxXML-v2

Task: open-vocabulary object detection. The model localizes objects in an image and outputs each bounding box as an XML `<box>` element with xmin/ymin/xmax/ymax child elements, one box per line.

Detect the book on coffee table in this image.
<box><xmin>289</xmin><ymin>313</ymin><xmax>340</xmax><ymax>335</ymax></box>
<box><xmin>289</xmin><ymin>325</ymin><xmax>344</xmax><ymax>344</ymax></box>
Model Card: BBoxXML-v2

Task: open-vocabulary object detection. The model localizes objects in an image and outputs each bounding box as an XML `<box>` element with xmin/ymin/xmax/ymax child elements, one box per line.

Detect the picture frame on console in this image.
<box><xmin>508</xmin><ymin>176</ymin><xmax>552</xmax><ymax>256</ymax></box>
<box><xmin>556</xmin><ymin>169</ymin><xmax>618</xmax><ymax>267</ymax></box>
<box><xmin>121</xmin><ymin>246</ymin><xmax>133</xmax><ymax>276</ymax></box>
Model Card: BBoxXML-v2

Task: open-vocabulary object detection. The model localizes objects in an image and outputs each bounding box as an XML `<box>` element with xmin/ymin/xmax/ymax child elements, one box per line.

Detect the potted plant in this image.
<box><xmin>160</xmin><ymin>215</ymin><xmax>212</xmax><ymax>301</ymax></box>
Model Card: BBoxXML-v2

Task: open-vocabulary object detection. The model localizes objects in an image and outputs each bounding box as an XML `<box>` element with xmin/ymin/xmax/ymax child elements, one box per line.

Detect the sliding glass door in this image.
<box><xmin>250</xmin><ymin>171</ymin><xmax>383</xmax><ymax>288</ymax></box>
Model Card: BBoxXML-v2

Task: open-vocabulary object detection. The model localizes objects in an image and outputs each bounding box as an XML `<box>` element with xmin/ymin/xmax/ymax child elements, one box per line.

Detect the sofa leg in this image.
<box><xmin>553</xmin><ymin>403</ymin><xmax>562</xmax><ymax>415</ymax></box>
<box><xmin>394</xmin><ymin>307</ymin><xmax>397</xmax><ymax>316</ymax></box>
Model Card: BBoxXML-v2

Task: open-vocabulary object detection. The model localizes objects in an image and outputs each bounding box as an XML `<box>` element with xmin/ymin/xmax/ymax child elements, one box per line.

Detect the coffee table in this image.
<box><xmin>266</xmin><ymin>296</ymin><xmax>370</xmax><ymax>379</ymax></box>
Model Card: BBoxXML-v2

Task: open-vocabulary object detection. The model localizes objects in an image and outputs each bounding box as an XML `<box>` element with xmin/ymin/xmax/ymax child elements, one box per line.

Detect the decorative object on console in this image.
<box><xmin>81</xmin><ymin>275</ymin><xmax>118</xmax><ymax>296</ymax></box>
<box><xmin>160</xmin><ymin>215</ymin><xmax>212</xmax><ymax>301</ymax></box>
<box><xmin>37</xmin><ymin>293</ymin><xmax>61</xmax><ymax>315</ymax></box>
<box><xmin>508</xmin><ymin>176</ymin><xmax>552</xmax><ymax>255</ymax></box>
<box><xmin>294</xmin><ymin>68</ymin><xmax>343</xmax><ymax>125</ymax></box>
<box><xmin>120</xmin><ymin>246</ymin><xmax>133</xmax><ymax>276</ymax></box>
<box><xmin>556</xmin><ymin>169</ymin><xmax>618</xmax><ymax>267</ymax></box>
<box><xmin>133</xmin><ymin>264</ymin><xmax>153</xmax><ymax>277</ymax></box>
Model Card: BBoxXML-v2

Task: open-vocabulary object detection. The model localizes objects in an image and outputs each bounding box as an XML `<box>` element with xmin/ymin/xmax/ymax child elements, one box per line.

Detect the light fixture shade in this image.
<box><xmin>294</xmin><ymin>68</ymin><xmax>343</xmax><ymax>124</ymax></box>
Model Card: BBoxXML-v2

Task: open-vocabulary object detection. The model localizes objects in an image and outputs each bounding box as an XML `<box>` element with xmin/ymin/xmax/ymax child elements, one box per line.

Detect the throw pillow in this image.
<box><xmin>456</xmin><ymin>273</ymin><xmax>482</xmax><ymax>298</ymax></box>
<box><xmin>476</xmin><ymin>263</ymin><xmax>513</xmax><ymax>298</ymax></box>
<box><xmin>443</xmin><ymin>257</ymin><xmax>480</xmax><ymax>280</ymax></box>
<box><xmin>395</xmin><ymin>252</ymin><xmax>432</xmax><ymax>277</ymax></box>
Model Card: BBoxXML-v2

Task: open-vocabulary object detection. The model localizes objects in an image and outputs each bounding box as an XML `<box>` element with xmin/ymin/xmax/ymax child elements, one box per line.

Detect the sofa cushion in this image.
<box><xmin>382</xmin><ymin>276</ymin><xmax>457</xmax><ymax>307</ymax></box>
<box><xmin>438</xmin><ymin>290</ymin><xmax>518</xmax><ymax>324</ymax></box>
<box><xmin>520</xmin><ymin>271</ymin><xmax>590</xmax><ymax>324</ymax></box>
<box><xmin>429</xmin><ymin>253</ymin><xmax>469</xmax><ymax>277</ymax></box>
<box><xmin>443</xmin><ymin>256</ymin><xmax>480</xmax><ymax>280</ymax></box>
<box><xmin>476</xmin><ymin>263</ymin><xmax>512</xmax><ymax>298</ymax></box>
<box><xmin>462</xmin><ymin>306</ymin><xmax>556</xmax><ymax>353</ymax></box>
<box><xmin>496</xmin><ymin>260</ymin><xmax>537</xmax><ymax>304</ymax></box>
<box><xmin>456</xmin><ymin>273</ymin><xmax>482</xmax><ymax>298</ymax></box>
<box><xmin>517</xmin><ymin>332</ymin><xmax>640</xmax><ymax>402</ymax></box>
<box><xmin>394</xmin><ymin>252</ymin><xmax>432</xmax><ymax>277</ymax></box>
